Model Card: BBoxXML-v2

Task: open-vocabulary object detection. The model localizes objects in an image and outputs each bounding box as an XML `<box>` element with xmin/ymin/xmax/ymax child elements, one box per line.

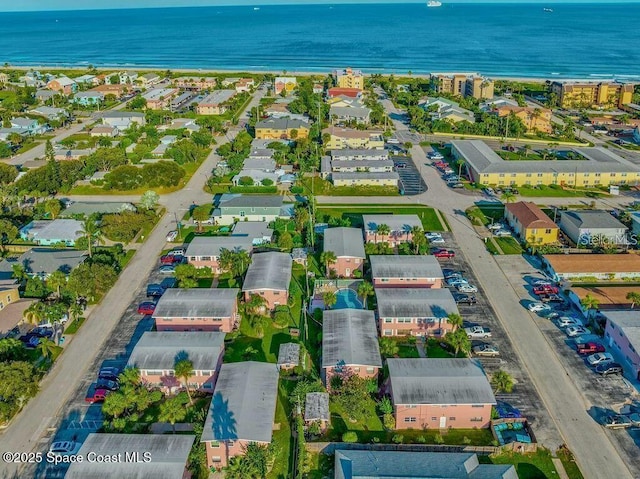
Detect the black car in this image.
<box><xmin>98</xmin><ymin>367</ymin><xmax>120</xmax><ymax>382</ymax></box>
<box><xmin>540</xmin><ymin>294</ymin><xmax>564</xmax><ymax>303</ymax></box>
<box><xmin>19</xmin><ymin>327</ymin><xmax>54</xmax><ymax>343</ymax></box>
<box><xmin>454</xmin><ymin>293</ymin><xmax>477</xmax><ymax>305</ymax></box>
<box><xmin>96</xmin><ymin>379</ymin><xmax>120</xmax><ymax>391</ymax></box>
<box><xmin>595</xmin><ymin>362</ymin><xmax>623</xmax><ymax>376</ymax></box>
<box><xmin>146</xmin><ymin>284</ymin><xmax>166</xmax><ymax>298</ymax></box>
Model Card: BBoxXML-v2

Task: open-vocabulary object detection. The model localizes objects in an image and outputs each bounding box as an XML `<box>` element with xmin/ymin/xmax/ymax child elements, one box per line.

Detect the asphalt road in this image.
<box><xmin>0</xmin><ymin>88</ymin><xmax>266</xmax><ymax>478</ymax></box>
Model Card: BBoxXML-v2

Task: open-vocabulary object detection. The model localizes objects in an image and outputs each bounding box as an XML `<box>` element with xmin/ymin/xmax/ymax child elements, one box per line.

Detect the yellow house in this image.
<box><xmin>333</xmin><ymin>68</ymin><xmax>364</xmax><ymax>90</ymax></box>
<box><xmin>274</xmin><ymin>77</ymin><xmax>297</xmax><ymax>95</ymax></box>
<box><xmin>504</xmin><ymin>201</ymin><xmax>558</xmax><ymax>245</ymax></box>
<box><xmin>322</xmin><ymin>127</ymin><xmax>384</xmax><ymax>150</ymax></box>
<box><xmin>551</xmin><ymin>81</ymin><xmax>634</xmax><ymax>109</ymax></box>
<box><xmin>0</xmin><ymin>287</ymin><xmax>20</xmax><ymax>311</ymax></box>
<box><xmin>452</xmin><ymin>140</ymin><xmax>640</xmax><ymax>188</ymax></box>
<box><xmin>432</xmin><ymin>74</ymin><xmax>494</xmax><ymax>99</ymax></box>
<box><xmin>493</xmin><ymin>106</ymin><xmax>552</xmax><ymax>133</ymax></box>
<box><xmin>332</xmin><ymin>172</ymin><xmax>399</xmax><ymax>187</ymax></box>
<box><xmin>255</xmin><ymin>117</ymin><xmax>310</xmax><ymax>140</ymax></box>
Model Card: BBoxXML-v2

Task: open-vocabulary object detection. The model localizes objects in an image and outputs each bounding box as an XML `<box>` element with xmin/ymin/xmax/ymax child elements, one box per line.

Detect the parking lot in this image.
<box><xmin>495</xmin><ymin>254</ymin><xmax>640</xmax><ymax>477</ymax></box>
<box><xmin>391</xmin><ymin>154</ymin><xmax>427</xmax><ymax>196</ymax></box>
<box><xmin>34</xmin><ymin>267</ymin><xmax>167</xmax><ymax>479</ymax></box>
<box><xmin>434</xmin><ymin>231</ymin><xmax>558</xmax><ymax>446</ymax></box>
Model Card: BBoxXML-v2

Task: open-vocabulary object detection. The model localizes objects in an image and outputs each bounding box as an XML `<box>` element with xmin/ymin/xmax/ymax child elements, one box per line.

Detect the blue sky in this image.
<box><xmin>1</xmin><ymin>0</ymin><xmax>638</xmax><ymax>12</ymax></box>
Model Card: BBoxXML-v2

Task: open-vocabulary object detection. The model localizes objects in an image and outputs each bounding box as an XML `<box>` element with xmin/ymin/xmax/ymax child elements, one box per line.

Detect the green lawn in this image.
<box><xmin>306</xmin><ymin>452</ymin><xmax>334</xmax><ymax>479</ymax></box>
<box><xmin>517</xmin><ymin>185</ymin><xmax>605</xmax><ymax>198</ymax></box>
<box><xmin>64</xmin><ymin>317</ymin><xmax>85</xmax><ymax>334</ymax></box>
<box><xmin>494</xmin><ymin>237</ymin><xmax>523</xmax><ymax>255</ymax></box>
<box><xmin>317</xmin><ymin>205</ymin><xmax>444</xmax><ymax>231</ymax></box>
<box><xmin>481</xmin><ymin>449</ymin><xmax>583</xmax><ymax>479</ymax></box>
<box><xmin>497</xmin><ymin>150</ymin><xmax>545</xmax><ymax>161</ymax></box>
<box><xmin>466</xmin><ymin>205</ymin><xmax>504</xmax><ymax>226</ymax></box>
<box><xmin>268</xmin><ymin>381</ymin><xmax>294</xmax><ymax>479</ymax></box>
<box><xmin>485</xmin><ymin>238</ymin><xmax>501</xmax><ymax>255</ymax></box>
<box><xmin>300</xmin><ymin>177</ymin><xmax>400</xmax><ymax>197</ymax></box>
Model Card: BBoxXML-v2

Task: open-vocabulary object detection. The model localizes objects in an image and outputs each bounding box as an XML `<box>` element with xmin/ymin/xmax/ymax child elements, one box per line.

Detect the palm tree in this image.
<box><xmin>320</xmin><ymin>250</ymin><xmax>337</xmax><ymax>277</ymax></box>
<box><xmin>357</xmin><ymin>281</ymin><xmax>374</xmax><ymax>309</ymax></box>
<box><xmin>626</xmin><ymin>292</ymin><xmax>640</xmax><ymax>309</ymax></box>
<box><xmin>447</xmin><ymin>313</ymin><xmax>463</xmax><ymax>332</ymax></box>
<box><xmin>37</xmin><ymin>338</ymin><xmax>57</xmax><ymax>361</ymax></box>
<box><xmin>446</xmin><ymin>329</ymin><xmax>470</xmax><ymax>356</ymax></box>
<box><xmin>323</xmin><ymin>291</ymin><xmax>337</xmax><ymax>310</ymax></box>
<box><xmin>174</xmin><ymin>359</ymin><xmax>194</xmax><ymax>405</ymax></box>
<box><xmin>158</xmin><ymin>395</ymin><xmax>187</xmax><ymax>433</ymax></box>
<box><xmin>491</xmin><ymin>370</ymin><xmax>514</xmax><ymax>394</ymax></box>
<box><xmin>580</xmin><ymin>294</ymin><xmax>600</xmax><ymax>319</ymax></box>
<box><xmin>47</xmin><ymin>270</ymin><xmax>67</xmax><ymax>298</ymax></box>
<box><xmin>80</xmin><ymin>218</ymin><xmax>101</xmax><ymax>258</ymax></box>
<box><xmin>501</xmin><ymin>191</ymin><xmax>516</xmax><ymax>203</ymax></box>
<box><xmin>378</xmin><ymin>337</ymin><xmax>399</xmax><ymax>358</ymax></box>
<box><xmin>23</xmin><ymin>302</ymin><xmax>45</xmax><ymax>326</ymax></box>
<box><xmin>376</xmin><ymin>224</ymin><xmax>391</xmax><ymax>244</ymax></box>
<box><xmin>68</xmin><ymin>301</ymin><xmax>83</xmax><ymax>323</ymax></box>
<box><xmin>12</xmin><ymin>264</ymin><xmax>27</xmax><ymax>283</ymax></box>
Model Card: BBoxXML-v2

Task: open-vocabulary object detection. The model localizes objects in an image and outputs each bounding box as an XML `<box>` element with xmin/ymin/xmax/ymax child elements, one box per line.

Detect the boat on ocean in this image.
<box><xmin>253</xmin><ymin>7</ymin><xmax>260</xmax><ymax>11</ymax></box>
<box><xmin>427</xmin><ymin>1</ymin><xmax>442</xmax><ymax>7</ymax></box>
<box><xmin>543</xmin><ymin>8</ymin><xmax>553</xmax><ymax>12</ymax></box>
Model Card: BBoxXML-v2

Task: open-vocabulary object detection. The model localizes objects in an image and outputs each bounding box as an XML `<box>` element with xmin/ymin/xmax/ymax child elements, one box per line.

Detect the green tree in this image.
<box><xmin>322</xmin><ymin>291</ymin><xmax>337</xmax><ymax>309</ymax></box>
<box><xmin>174</xmin><ymin>263</ymin><xmax>200</xmax><ymax>288</ymax></box>
<box><xmin>491</xmin><ymin>370</ymin><xmax>514</xmax><ymax>394</ymax></box>
<box><xmin>447</xmin><ymin>329</ymin><xmax>471</xmax><ymax>356</ymax></box>
<box><xmin>44</xmin><ymin>198</ymin><xmax>62</xmax><ymax>219</ymax></box>
<box><xmin>0</xmin><ymin>219</ymin><xmax>18</xmax><ymax>253</ymax></box>
<box><xmin>128</xmin><ymin>95</ymin><xmax>147</xmax><ymax>109</ymax></box>
<box><xmin>158</xmin><ymin>393</ymin><xmax>188</xmax><ymax>433</ymax></box>
<box><xmin>447</xmin><ymin>313</ymin><xmax>463</xmax><ymax>332</ymax></box>
<box><xmin>376</xmin><ymin>223</ymin><xmax>391</xmax><ymax>243</ymax></box>
<box><xmin>67</xmin><ymin>263</ymin><xmax>118</xmax><ymax>302</ymax></box>
<box><xmin>0</xmin><ymin>163</ymin><xmax>18</xmax><ymax>184</ymax></box>
<box><xmin>23</xmin><ymin>302</ymin><xmax>45</xmax><ymax>326</ymax></box>
<box><xmin>357</xmin><ymin>280</ymin><xmax>374</xmax><ymax>309</ymax></box>
<box><xmin>331</xmin><ymin>374</ymin><xmax>375</xmax><ymax>422</ymax></box>
<box><xmin>580</xmin><ymin>294</ymin><xmax>600</xmax><ymax>317</ymax></box>
<box><xmin>0</xmin><ymin>361</ymin><xmax>39</xmax><ymax>422</ymax></box>
<box><xmin>501</xmin><ymin>191</ymin><xmax>516</xmax><ymax>203</ymax></box>
<box><xmin>378</xmin><ymin>337</ymin><xmax>399</xmax><ymax>358</ymax></box>
<box><xmin>626</xmin><ymin>291</ymin><xmax>640</xmax><ymax>309</ymax></box>
<box><xmin>80</xmin><ymin>218</ymin><xmax>102</xmax><ymax>258</ymax></box>
<box><xmin>140</xmin><ymin>190</ymin><xmax>159</xmax><ymax>210</ymax></box>
<box><xmin>191</xmin><ymin>205</ymin><xmax>211</xmax><ymax>233</ymax></box>
<box><xmin>277</xmin><ymin>232</ymin><xmax>293</xmax><ymax>251</ymax></box>
<box><xmin>45</xmin><ymin>139</ymin><xmax>55</xmax><ymax>162</ymax></box>
<box><xmin>46</xmin><ymin>270</ymin><xmax>67</xmax><ymax>298</ymax></box>
<box><xmin>319</xmin><ymin>250</ymin><xmax>337</xmax><ymax>277</ymax></box>
<box><xmin>37</xmin><ymin>338</ymin><xmax>57</xmax><ymax>361</ymax></box>
<box><xmin>219</xmin><ymin>248</ymin><xmax>251</xmax><ymax>279</ymax></box>
<box><xmin>411</xmin><ymin>226</ymin><xmax>427</xmax><ymax>254</ymax></box>
<box><xmin>174</xmin><ymin>359</ymin><xmax>195</xmax><ymax>405</ymax></box>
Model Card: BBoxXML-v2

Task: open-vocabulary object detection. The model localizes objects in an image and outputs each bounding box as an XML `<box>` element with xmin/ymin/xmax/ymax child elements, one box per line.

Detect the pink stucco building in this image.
<box><xmin>370</xmin><ymin>255</ymin><xmax>444</xmax><ymax>289</ymax></box>
<box><xmin>153</xmin><ymin>288</ymin><xmax>239</xmax><ymax>332</ymax></box>
<box><xmin>388</xmin><ymin>358</ymin><xmax>496</xmax><ymax>430</ymax></box>
<box><xmin>362</xmin><ymin>214</ymin><xmax>422</xmax><ymax>246</ymax></box>
<box><xmin>603</xmin><ymin>311</ymin><xmax>640</xmax><ymax>380</ymax></box>
<box><xmin>201</xmin><ymin>362</ymin><xmax>279</xmax><ymax>469</ymax></box>
<box><xmin>323</xmin><ymin>227</ymin><xmax>365</xmax><ymax>278</ymax></box>
<box><xmin>185</xmin><ymin>236</ymin><xmax>253</xmax><ymax>274</ymax></box>
<box><xmin>322</xmin><ymin>309</ymin><xmax>382</xmax><ymax>387</ymax></box>
<box><xmin>128</xmin><ymin>331</ymin><xmax>225</xmax><ymax>393</ymax></box>
<box><xmin>242</xmin><ymin>251</ymin><xmax>292</xmax><ymax>310</ymax></box>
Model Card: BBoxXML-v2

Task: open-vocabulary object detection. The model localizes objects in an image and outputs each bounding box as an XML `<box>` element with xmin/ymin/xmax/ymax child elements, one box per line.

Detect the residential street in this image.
<box><xmin>0</xmin><ymin>88</ymin><xmax>266</xmax><ymax>478</ymax></box>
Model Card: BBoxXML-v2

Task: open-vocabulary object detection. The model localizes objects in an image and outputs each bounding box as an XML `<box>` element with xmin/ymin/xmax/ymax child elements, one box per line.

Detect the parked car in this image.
<box><xmin>443</xmin><ymin>269</ymin><xmax>462</xmax><ymax>280</ymax></box>
<box><xmin>556</xmin><ymin>316</ymin><xmax>582</xmax><ymax>327</ymax></box>
<box><xmin>483</xmin><ymin>188</ymin><xmax>496</xmax><ymax>196</ymax></box>
<box><xmin>628</xmin><ymin>413</ymin><xmax>640</xmax><ymax>426</ymax></box>
<box><xmin>587</xmin><ymin>352</ymin><xmax>614</xmax><ymax>366</ymax></box>
<box><xmin>146</xmin><ymin>284</ymin><xmax>165</xmax><ymax>298</ymax></box>
<box><xmin>457</xmin><ymin>283</ymin><xmax>478</xmax><ymax>293</ymax></box>
<box><xmin>595</xmin><ymin>362</ymin><xmax>623</xmax><ymax>375</ymax></box>
<box><xmin>85</xmin><ymin>386</ymin><xmax>109</xmax><ymax>404</ymax></box>
<box><xmin>487</xmin><ymin>223</ymin><xmax>502</xmax><ymax>231</ymax></box>
<box><xmin>166</xmin><ymin>230</ymin><xmax>178</xmax><ymax>242</ymax></box>
<box><xmin>432</xmin><ymin>248</ymin><xmax>455</xmax><ymax>259</ymax></box>
<box><xmin>576</xmin><ymin>342</ymin><xmax>606</xmax><ymax>355</ymax></box>
<box><xmin>137</xmin><ymin>301</ymin><xmax>156</xmax><ymax>315</ymax></box>
<box><xmin>531</xmin><ymin>279</ymin><xmax>554</xmax><ymax>287</ymax></box>
<box><xmin>429</xmin><ymin>152</ymin><xmax>444</xmax><ymax>160</ymax></box>
<box><xmin>527</xmin><ymin>301</ymin><xmax>551</xmax><ymax>313</ymax></box>
<box><xmin>98</xmin><ymin>367</ymin><xmax>120</xmax><ymax>382</ymax></box>
<box><xmin>49</xmin><ymin>441</ymin><xmax>81</xmax><ymax>457</ymax></box>
<box><xmin>425</xmin><ymin>232</ymin><xmax>444</xmax><ymax>242</ymax></box>
<box><xmin>160</xmin><ymin>277</ymin><xmax>177</xmax><ymax>289</ymax></box>
<box><xmin>167</xmin><ymin>248</ymin><xmax>185</xmax><ymax>256</ymax></box>
<box><xmin>159</xmin><ymin>265</ymin><xmax>176</xmax><ymax>274</ymax></box>
<box><xmin>386</xmin><ymin>138</ymin><xmax>400</xmax><ymax>145</ymax></box>
<box><xmin>454</xmin><ymin>293</ymin><xmax>477</xmax><ymax>305</ymax></box>
<box><xmin>494</xmin><ymin>229</ymin><xmax>511</xmax><ymax>237</ymax></box>
<box><xmin>449</xmin><ymin>182</ymin><xmax>464</xmax><ymax>188</ymax></box>
<box><xmin>465</xmin><ymin>326</ymin><xmax>492</xmax><ymax>339</ymax></box>
<box><xmin>533</xmin><ymin>285</ymin><xmax>559</xmax><ymax>295</ymax></box>
<box><xmin>473</xmin><ymin>344</ymin><xmax>500</xmax><ymax>357</ymax></box>
<box><xmin>540</xmin><ymin>293</ymin><xmax>564</xmax><ymax>303</ymax></box>
<box><xmin>446</xmin><ymin>278</ymin><xmax>468</xmax><ymax>287</ymax></box>
<box><xmin>160</xmin><ymin>254</ymin><xmax>184</xmax><ymax>265</ymax></box>
<box><xmin>565</xmin><ymin>326</ymin><xmax>590</xmax><ymax>337</ymax></box>
<box><xmin>96</xmin><ymin>379</ymin><xmax>119</xmax><ymax>391</ymax></box>
<box><xmin>603</xmin><ymin>414</ymin><xmax>632</xmax><ymax>429</ymax></box>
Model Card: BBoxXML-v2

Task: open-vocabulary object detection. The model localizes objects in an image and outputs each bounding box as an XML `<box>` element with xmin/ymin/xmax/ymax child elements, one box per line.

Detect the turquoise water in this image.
<box><xmin>0</xmin><ymin>3</ymin><xmax>639</xmax><ymax>78</ymax></box>
<box><xmin>334</xmin><ymin>288</ymin><xmax>363</xmax><ymax>310</ymax></box>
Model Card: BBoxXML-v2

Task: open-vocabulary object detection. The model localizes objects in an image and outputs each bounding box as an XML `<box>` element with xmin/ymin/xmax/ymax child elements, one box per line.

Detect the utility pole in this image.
<box><xmin>174</xmin><ymin>212</ymin><xmax>182</xmax><ymax>240</ymax></box>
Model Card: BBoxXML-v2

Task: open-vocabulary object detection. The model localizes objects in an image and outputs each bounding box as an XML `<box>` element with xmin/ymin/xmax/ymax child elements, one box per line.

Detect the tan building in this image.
<box><xmin>322</xmin><ymin>127</ymin><xmax>384</xmax><ymax>149</ymax></box>
<box><xmin>242</xmin><ymin>252</ymin><xmax>292</xmax><ymax>310</ymax></box>
<box><xmin>433</xmin><ymin>74</ymin><xmax>494</xmax><ymax>99</ymax></box>
<box><xmin>551</xmin><ymin>81</ymin><xmax>634</xmax><ymax>109</ymax></box>
<box><xmin>173</xmin><ymin>76</ymin><xmax>217</xmax><ymax>91</ymax></box>
<box><xmin>333</xmin><ymin>67</ymin><xmax>364</xmax><ymax>90</ymax></box>
<box><xmin>196</xmin><ymin>90</ymin><xmax>236</xmax><ymax>115</ymax></box>
<box><xmin>493</xmin><ymin>105</ymin><xmax>552</xmax><ymax>133</ymax></box>
<box><xmin>255</xmin><ymin>116</ymin><xmax>310</xmax><ymax>140</ymax></box>
<box><xmin>543</xmin><ymin>253</ymin><xmax>640</xmax><ymax>282</ymax></box>
<box><xmin>142</xmin><ymin>87</ymin><xmax>179</xmax><ymax>110</ymax></box>
<box><xmin>185</xmin><ymin>236</ymin><xmax>253</xmax><ymax>274</ymax></box>
<box><xmin>0</xmin><ymin>73</ymin><xmax>8</xmax><ymax>85</ymax></box>
<box><xmin>504</xmin><ymin>201</ymin><xmax>559</xmax><ymax>245</ymax></box>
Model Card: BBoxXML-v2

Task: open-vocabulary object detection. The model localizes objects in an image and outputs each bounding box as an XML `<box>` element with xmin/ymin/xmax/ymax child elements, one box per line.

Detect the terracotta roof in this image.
<box><xmin>506</xmin><ymin>201</ymin><xmax>557</xmax><ymax>230</ymax></box>
<box><xmin>544</xmin><ymin>253</ymin><xmax>640</xmax><ymax>274</ymax></box>
<box><xmin>571</xmin><ymin>286</ymin><xmax>640</xmax><ymax>307</ymax></box>
<box><xmin>328</xmin><ymin>87</ymin><xmax>362</xmax><ymax>98</ymax></box>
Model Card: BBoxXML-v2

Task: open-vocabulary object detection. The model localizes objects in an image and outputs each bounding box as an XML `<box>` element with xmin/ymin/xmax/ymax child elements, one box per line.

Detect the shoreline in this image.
<box><xmin>4</xmin><ymin>64</ymin><xmax>635</xmax><ymax>84</ymax></box>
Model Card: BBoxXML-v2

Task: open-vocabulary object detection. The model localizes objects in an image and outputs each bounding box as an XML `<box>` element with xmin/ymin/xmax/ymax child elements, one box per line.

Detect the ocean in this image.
<box><xmin>1</xmin><ymin>3</ymin><xmax>639</xmax><ymax>79</ymax></box>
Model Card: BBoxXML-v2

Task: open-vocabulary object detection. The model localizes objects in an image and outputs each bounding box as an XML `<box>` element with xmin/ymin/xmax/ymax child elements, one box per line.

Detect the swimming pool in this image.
<box><xmin>333</xmin><ymin>288</ymin><xmax>363</xmax><ymax>310</ymax></box>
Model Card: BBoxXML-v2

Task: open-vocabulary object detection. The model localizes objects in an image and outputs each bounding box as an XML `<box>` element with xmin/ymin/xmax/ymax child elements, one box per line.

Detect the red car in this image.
<box><xmin>85</xmin><ymin>386</ymin><xmax>109</xmax><ymax>404</ymax></box>
<box><xmin>137</xmin><ymin>301</ymin><xmax>156</xmax><ymax>315</ymax></box>
<box><xmin>160</xmin><ymin>254</ymin><xmax>184</xmax><ymax>265</ymax></box>
<box><xmin>533</xmin><ymin>285</ymin><xmax>559</xmax><ymax>295</ymax></box>
<box><xmin>576</xmin><ymin>342</ymin><xmax>606</xmax><ymax>355</ymax></box>
<box><xmin>432</xmin><ymin>248</ymin><xmax>455</xmax><ymax>259</ymax></box>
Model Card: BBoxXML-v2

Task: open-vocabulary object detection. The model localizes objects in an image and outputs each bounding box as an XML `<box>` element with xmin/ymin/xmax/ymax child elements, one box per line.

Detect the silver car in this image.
<box><xmin>473</xmin><ymin>344</ymin><xmax>500</xmax><ymax>357</ymax></box>
<box><xmin>587</xmin><ymin>352</ymin><xmax>613</xmax><ymax>366</ymax></box>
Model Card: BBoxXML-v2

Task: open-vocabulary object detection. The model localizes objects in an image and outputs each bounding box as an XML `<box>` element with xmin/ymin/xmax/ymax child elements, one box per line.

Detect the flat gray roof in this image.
<box><xmin>329</xmin><ymin>106</ymin><xmax>371</xmax><ymax>118</ymax></box>
<box><xmin>334</xmin><ymin>450</ymin><xmax>517</xmax><ymax>479</ymax></box>
<box><xmin>277</xmin><ymin>342</ymin><xmax>300</xmax><ymax>366</ymax></box>
<box><xmin>362</xmin><ymin>214</ymin><xmax>422</xmax><ymax>233</ymax></box>
<box><xmin>201</xmin><ymin>361</ymin><xmax>279</xmax><ymax>443</ymax></box>
<box><xmin>388</xmin><ymin>358</ymin><xmax>496</xmax><ymax>406</ymax></box>
<box><xmin>231</xmin><ymin>221</ymin><xmax>274</xmax><ymax>240</ymax></box>
<box><xmin>305</xmin><ymin>392</ymin><xmax>329</xmax><ymax>422</ymax></box>
<box><xmin>332</xmin><ymin>172</ymin><xmax>400</xmax><ymax>181</ymax></box>
<box><xmin>20</xmin><ymin>219</ymin><xmax>83</xmax><ymax>243</ymax></box>
<box><xmin>376</xmin><ymin>288</ymin><xmax>458</xmax><ymax>318</ymax></box>
<box><xmin>152</xmin><ymin>288</ymin><xmax>239</xmax><ymax>319</ymax></box>
<box><xmin>322</xmin><ymin>309</ymin><xmax>382</xmax><ymax>369</ymax></box>
<box><xmin>66</xmin><ymin>433</ymin><xmax>194</xmax><ymax>479</ymax></box>
<box><xmin>330</xmin><ymin>149</ymin><xmax>389</xmax><ymax>159</ymax></box>
<box><xmin>61</xmin><ymin>201</ymin><xmax>136</xmax><ymax>216</ymax></box>
<box><xmin>198</xmin><ymin>89</ymin><xmax>236</xmax><ymax>105</ymax></box>
<box><xmin>243</xmin><ymin>158</ymin><xmax>276</xmax><ymax>170</ymax></box>
<box><xmin>604</xmin><ymin>311</ymin><xmax>640</xmax><ymax>353</ymax></box>
<box><xmin>101</xmin><ymin>111</ymin><xmax>145</xmax><ymax>118</ymax></box>
<box><xmin>453</xmin><ymin>140</ymin><xmax>640</xmax><ymax>174</ymax></box>
<box><xmin>0</xmin><ymin>248</ymin><xmax>86</xmax><ymax>280</ymax></box>
<box><xmin>256</xmin><ymin>116</ymin><xmax>310</xmax><ymax>130</ymax></box>
<box><xmin>242</xmin><ymin>251</ymin><xmax>292</xmax><ymax>292</ymax></box>
<box><xmin>331</xmin><ymin>159</ymin><xmax>395</xmax><ymax>170</ymax></box>
<box><xmin>370</xmin><ymin>255</ymin><xmax>443</xmax><ymax>279</ymax></box>
<box><xmin>217</xmin><ymin>194</ymin><xmax>283</xmax><ymax>209</ymax></box>
<box><xmin>185</xmin><ymin>236</ymin><xmax>253</xmax><ymax>258</ymax></box>
<box><xmin>127</xmin><ymin>331</ymin><xmax>225</xmax><ymax>371</ymax></box>
<box><xmin>560</xmin><ymin>209</ymin><xmax>627</xmax><ymax>230</ymax></box>
<box><xmin>324</xmin><ymin>227</ymin><xmax>365</xmax><ymax>259</ymax></box>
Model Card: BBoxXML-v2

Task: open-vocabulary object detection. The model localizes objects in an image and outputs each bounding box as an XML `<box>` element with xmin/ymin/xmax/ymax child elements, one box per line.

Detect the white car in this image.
<box><xmin>531</xmin><ymin>279</ymin><xmax>553</xmax><ymax>287</ymax></box>
<box><xmin>587</xmin><ymin>352</ymin><xmax>614</xmax><ymax>366</ymax></box>
<box><xmin>487</xmin><ymin>223</ymin><xmax>502</xmax><ymax>231</ymax></box>
<box><xmin>457</xmin><ymin>284</ymin><xmax>478</xmax><ymax>293</ymax></box>
<box><xmin>429</xmin><ymin>152</ymin><xmax>444</xmax><ymax>160</ymax></box>
<box><xmin>527</xmin><ymin>302</ymin><xmax>551</xmax><ymax>313</ymax></box>
<box><xmin>49</xmin><ymin>441</ymin><xmax>81</xmax><ymax>457</ymax></box>
<box><xmin>447</xmin><ymin>278</ymin><xmax>468</xmax><ymax>287</ymax></box>
<box><xmin>386</xmin><ymin>138</ymin><xmax>400</xmax><ymax>145</ymax></box>
<box><xmin>494</xmin><ymin>229</ymin><xmax>511</xmax><ymax>237</ymax></box>
<box><xmin>556</xmin><ymin>316</ymin><xmax>582</xmax><ymax>328</ymax></box>
<box><xmin>166</xmin><ymin>230</ymin><xmax>178</xmax><ymax>242</ymax></box>
<box><xmin>473</xmin><ymin>344</ymin><xmax>500</xmax><ymax>357</ymax></box>
<box><xmin>566</xmin><ymin>326</ymin><xmax>590</xmax><ymax>337</ymax></box>
<box><xmin>425</xmin><ymin>232</ymin><xmax>444</xmax><ymax>240</ymax></box>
